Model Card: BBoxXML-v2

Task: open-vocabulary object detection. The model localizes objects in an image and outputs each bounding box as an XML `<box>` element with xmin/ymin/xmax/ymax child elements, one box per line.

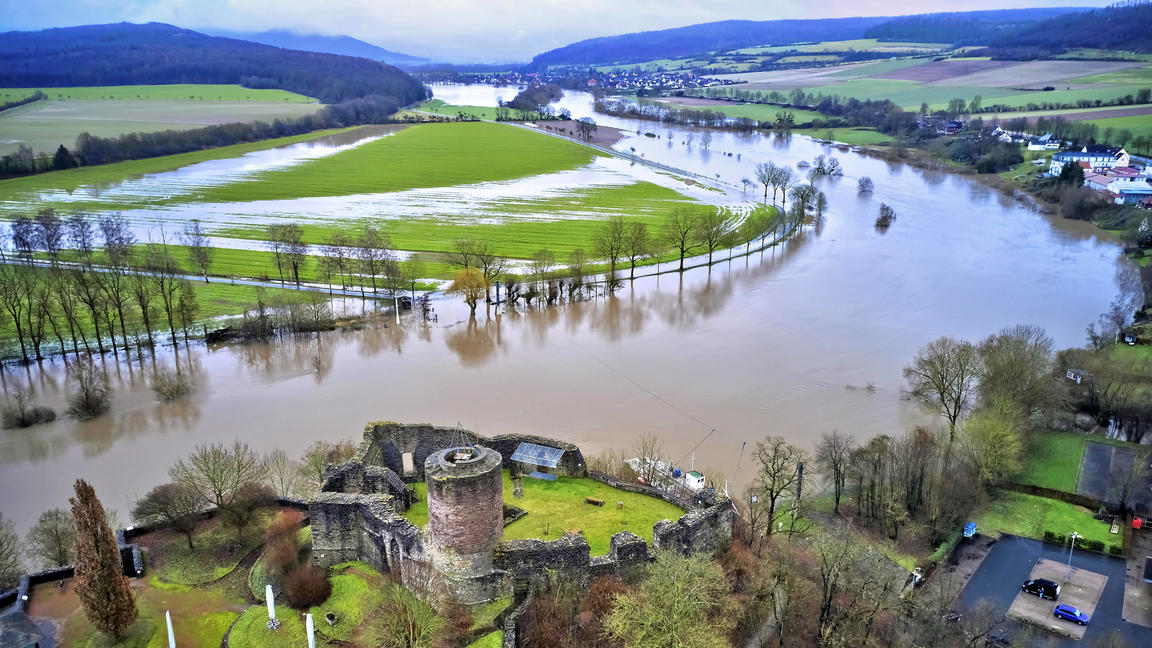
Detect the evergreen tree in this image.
<box><xmin>52</xmin><ymin>145</ymin><xmax>77</xmax><ymax>171</ymax></box>
<box><xmin>71</xmin><ymin>479</ymin><xmax>137</xmax><ymax>639</ymax></box>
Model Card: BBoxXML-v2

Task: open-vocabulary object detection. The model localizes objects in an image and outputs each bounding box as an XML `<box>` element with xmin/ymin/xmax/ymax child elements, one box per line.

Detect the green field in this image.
<box><xmin>1083</xmin><ymin>114</ymin><xmax>1152</xmax><ymax>141</ymax></box>
<box><xmin>0</xmin><ymin>99</ymin><xmax>323</xmax><ymax>155</ymax></box>
<box><xmin>0</xmin><ymin>127</ymin><xmax>355</xmax><ymax>198</ymax></box>
<box><xmin>0</xmin><ymin>85</ymin><xmax>314</xmax><ymax>102</ymax></box>
<box><xmin>976</xmin><ymin>491</ymin><xmax>1115</xmax><ymax>547</ymax></box>
<box><xmin>734</xmin><ymin>39</ymin><xmax>950</xmax><ymax>55</ymax></box>
<box><xmin>1018</xmin><ymin>432</ymin><xmax>1087</xmax><ymax>492</ymax></box>
<box><xmin>796</xmin><ymin>128</ymin><xmax>894</xmax><ymax>146</ymax></box>
<box><xmin>419</xmin><ymin>98</ymin><xmax>502</xmax><ymax>120</ymax></box>
<box><xmin>405</xmin><ymin>471</ymin><xmax>685</xmax><ymax>555</ymax></box>
<box><xmin>665</xmin><ymin>101</ymin><xmax>829</xmax><ymax>123</ymax></box>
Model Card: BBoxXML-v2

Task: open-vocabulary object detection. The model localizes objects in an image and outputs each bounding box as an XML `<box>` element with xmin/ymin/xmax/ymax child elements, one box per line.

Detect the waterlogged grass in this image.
<box><xmin>796</xmin><ymin>128</ymin><xmax>893</xmax><ymax>146</ymax></box>
<box><xmin>0</xmin><ymin>84</ymin><xmax>314</xmax><ymax>102</ymax></box>
<box><xmin>194</xmin><ymin>122</ymin><xmax>602</xmax><ymax>203</ymax></box>
<box><xmin>976</xmin><ymin>491</ymin><xmax>1112</xmax><ymax>546</ymax></box>
<box><xmin>0</xmin><ymin>127</ymin><xmax>357</xmax><ymax>198</ymax></box>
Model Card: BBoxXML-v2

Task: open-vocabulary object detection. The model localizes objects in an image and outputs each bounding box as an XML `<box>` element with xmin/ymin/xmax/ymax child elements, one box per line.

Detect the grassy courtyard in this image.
<box><xmin>404</xmin><ymin>470</ymin><xmax>685</xmax><ymax>555</ymax></box>
<box><xmin>1017</xmin><ymin>432</ymin><xmax>1088</xmax><ymax>493</ymax></box>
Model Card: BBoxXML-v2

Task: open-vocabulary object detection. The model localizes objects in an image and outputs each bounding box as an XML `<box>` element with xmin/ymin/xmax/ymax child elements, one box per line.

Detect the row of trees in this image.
<box><xmin>0</xmin><ymin>212</ymin><xmax>210</xmax><ymax>363</ymax></box>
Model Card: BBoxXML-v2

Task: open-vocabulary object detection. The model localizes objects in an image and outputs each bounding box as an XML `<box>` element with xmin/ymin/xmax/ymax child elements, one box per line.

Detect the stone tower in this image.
<box><xmin>424</xmin><ymin>445</ymin><xmax>509</xmax><ymax>604</ymax></box>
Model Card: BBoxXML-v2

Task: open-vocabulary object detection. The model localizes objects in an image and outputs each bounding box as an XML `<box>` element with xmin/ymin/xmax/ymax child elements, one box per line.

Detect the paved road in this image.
<box><xmin>959</xmin><ymin>535</ymin><xmax>1152</xmax><ymax>645</ymax></box>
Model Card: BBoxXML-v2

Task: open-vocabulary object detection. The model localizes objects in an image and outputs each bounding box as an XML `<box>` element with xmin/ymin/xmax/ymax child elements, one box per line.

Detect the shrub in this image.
<box><xmin>283</xmin><ymin>565</ymin><xmax>331</xmax><ymax>609</ymax></box>
<box><xmin>1083</xmin><ymin>539</ymin><xmax>1105</xmax><ymax>552</ymax></box>
<box><xmin>0</xmin><ymin>387</ymin><xmax>55</xmax><ymax>428</ymax></box>
<box><xmin>150</xmin><ymin>367</ymin><xmax>193</xmax><ymax>401</ymax></box>
<box><xmin>1043</xmin><ymin>530</ymin><xmax>1056</xmax><ymax>543</ymax></box>
<box><xmin>264</xmin><ymin>513</ymin><xmax>302</xmax><ymax>574</ymax></box>
<box><xmin>1109</xmin><ymin>544</ymin><xmax>1125</xmax><ymax>556</ymax></box>
<box><xmin>67</xmin><ymin>360</ymin><xmax>111</xmax><ymax>419</ymax></box>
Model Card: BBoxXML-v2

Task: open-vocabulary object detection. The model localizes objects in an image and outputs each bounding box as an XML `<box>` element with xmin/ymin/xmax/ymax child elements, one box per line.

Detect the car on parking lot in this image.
<box><xmin>1053</xmin><ymin>604</ymin><xmax>1090</xmax><ymax>626</ymax></box>
<box><xmin>1021</xmin><ymin>578</ymin><xmax>1060</xmax><ymax>600</ymax></box>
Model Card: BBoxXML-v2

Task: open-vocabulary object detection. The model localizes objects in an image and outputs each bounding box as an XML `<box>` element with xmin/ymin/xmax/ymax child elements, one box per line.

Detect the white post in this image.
<box><xmin>306</xmin><ymin>613</ymin><xmax>315</xmax><ymax>648</ymax></box>
<box><xmin>166</xmin><ymin>610</ymin><xmax>176</xmax><ymax>648</ymax></box>
<box><xmin>266</xmin><ymin>584</ymin><xmax>276</xmax><ymax>621</ymax></box>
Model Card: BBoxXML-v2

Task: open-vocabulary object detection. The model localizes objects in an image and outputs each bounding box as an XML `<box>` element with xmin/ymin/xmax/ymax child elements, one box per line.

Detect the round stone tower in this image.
<box><xmin>424</xmin><ymin>445</ymin><xmax>507</xmax><ymax>604</ymax></box>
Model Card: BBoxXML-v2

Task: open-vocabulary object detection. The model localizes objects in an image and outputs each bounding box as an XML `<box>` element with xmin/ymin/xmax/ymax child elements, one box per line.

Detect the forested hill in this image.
<box><xmin>990</xmin><ymin>2</ymin><xmax>1152</xmax><ymax>53</ymax></box>
<box><xmin>0</xmin><ymin>22</ymin><xmax>428</xmax><ymax>105</ymax></box>
<box><xmin>862</xmin><ymin>7</ymin><xmax>1090</xmax><ymax>44</ymax></box>
<box><xmin>202</xmin><ymin>29</ymin><xmax>427</xmax><ymax>66</ymax></box>
<box><xmin>530</xmin><ymin>17</ymin><xmax>891</xmax><ymax>66</ymax></box>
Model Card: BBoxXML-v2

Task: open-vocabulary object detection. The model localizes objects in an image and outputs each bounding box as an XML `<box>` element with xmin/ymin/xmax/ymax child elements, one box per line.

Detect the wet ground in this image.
<box><xmin>1078</xmin><ymin>441</ymin><xmax>1152</xmax><ymax>513</ymax></box>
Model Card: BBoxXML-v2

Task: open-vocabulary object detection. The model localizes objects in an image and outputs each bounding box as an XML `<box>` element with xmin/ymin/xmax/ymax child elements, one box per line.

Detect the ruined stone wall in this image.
<box><xmin>360</xmin><ymin>422</ymin><xmax>586</xmax><ymax>479</ymax></box>
<box><xmin>308</xmin><ymin>492</ymin><xmax>423</xmax><ymax>578</ymax></box>
<box><xmin>652</xmin><ymin>498</ymin><xmax>736</xmax><ymax>555</ymax></box>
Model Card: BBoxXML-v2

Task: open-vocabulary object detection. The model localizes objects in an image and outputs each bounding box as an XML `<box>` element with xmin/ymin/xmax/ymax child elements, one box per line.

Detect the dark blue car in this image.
<box><xmin>1053</xmin><ymin>603</ymin><xmax>1090</xmax><ymax>626</ymax></box>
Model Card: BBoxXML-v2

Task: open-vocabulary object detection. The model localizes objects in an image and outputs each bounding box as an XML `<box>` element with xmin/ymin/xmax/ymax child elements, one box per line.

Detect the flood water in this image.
<box><xmin>0</xmin><ymin>85</ymin><xmax>1131</xmax><ymax>532</ymax></box>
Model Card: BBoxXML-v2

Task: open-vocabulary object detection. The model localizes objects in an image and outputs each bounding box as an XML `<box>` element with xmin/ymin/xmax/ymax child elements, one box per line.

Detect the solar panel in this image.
<box><xmin>510</xmin><ymin>442</ymin><xmax>564</xmax><ymax>468</ymax></box>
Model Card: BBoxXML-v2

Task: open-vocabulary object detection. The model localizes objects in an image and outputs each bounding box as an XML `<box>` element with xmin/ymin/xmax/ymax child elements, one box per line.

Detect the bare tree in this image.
<box><xmin>904</xmin><ymin>337</ymin><xmax>982</xmax><ymax>441</ymax></box>
<box><xmin>0</xmin><ymin>513</ymin><xmax>19</xmax><ymax>590</ymax></box>
<box><xmin>35</xmin><ymin>209</ymin><xmax>65</xmax><ymax>266</ymax></box>
<box><xmin>775</xmin><ymin>167</ymin><xmax>797</xmax><ymax>207</ymax></box>
<box><xmin>857</xmin><ymin>177</ymin><xmax>875</xmax><ymax>193</ymax></box>
<box><xmin>67</xmin><ymin>359</ymin><xmax>112</xmax><ymax>419</ymax></box>
<box><xmin>129</xmin><ymin>264</ymin><xmax>157</xmax><ymax>348</ymax></box>
<box><xmin>662</xmin><ymin>208</ymin><xmax>699</xmax><ymax>272</ymax></box>
<box><xmin>594</xmin><ymin>215</ymin><xmax>628</xmax><ymax>280</ymax></box>
<box><xmin>131</xmin><ymin>483</ymin><xmax>202</xmax><ymax>550</ymax></box>
<box><xmin>693</xmin><ymin>210</ymin><xmax>734</xmax><ymax>265</ymax></box>
<box><xmin>628</xmin><ymin>432</ymin><xmax>666</xmax><ymax>486</ymax></box>
<box><xmin>755</xmin><ymin>161</ymin><xmax>776</xmax><ymax>202</ymax></box>
<box><xmin>144</xmin><ymin>241</ymin><xmax>183</xmax><ymax>344</ymax></box>
<box><xmin>1112</xmin><ymin>448</ymin><xmax>1152</xmax><ymax>513</ymax></box>
<box><xmin>169</xmin><ymin>440</ymin><xmax>267</xmax><ymax>509</ymax></box>
<box><xmin>265</xmin><ymin>449</ymin><xmax>302</xmax><ymax>499</ymax></box>
<box><xmin>10</xmin><ymin>216</ymin><xmax>37</xmax><ymax>262</ymax></box>
<box><xmin>624</xmin><ymin>221</ymin><xmax>651</xmax><ymax>280</ymax></box>
<box><xmin>280</xmin><ymin>224</ymin><xmax>308</xmax><ymax>285</ymax></box>
<box><xmin>752</xmin><ymin>436</ymin><xmax>809</xmax><ymax>536</ymax></box>
<box><xmin>445</xmin><ymin>238</ymin><xmax>478</xmax><ymax>270</ymax></box>
<box><xmin>529</xmin><ymin>249</ymin><xmax>555</xmax><ymax>287</ymax></box>
<box><xmin>472</xmin><ymin>241</ymin><xmax>507</xmax><ymax>299</ymax></box>
<box><xmin>265</xmin><ymin>224</ymin><xmax>286</xmax><ymax>283</ymax></box>
<box><xmin>357</xmin><ymin>225</ymin><xmax>391</xmax><ymax>295</ymax></box>
<box><xmin>0</xmin><ymin>263</ymin><xmax>32</xmax><ymax>362</ymax></box>
<box><xmin>815</xmin><ymin>431</ymin><xmax>855</xmax><ymax>514</ymax></box>
<box><xmin>400</xmin><ymin>256</ymin><xmax>425</xmax><ymax>301</ymax></box>
<box><xmin>180</xmin><ymin>219</ymin><xmax>214</xmax><ymax>283</ymax></box>
<box><xmin>298</xmin><ymin>440</ymin><xmax>358</xmax><ymax>495</ymax></box>
<box><xmin>26</xmin><ymin>508</ymin><xmax>75</xmax><ymax>568</ymax></box>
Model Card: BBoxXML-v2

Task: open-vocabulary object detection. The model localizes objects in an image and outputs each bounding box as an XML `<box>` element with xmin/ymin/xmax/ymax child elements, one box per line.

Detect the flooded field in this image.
<box><xmin>0</xmin><ymin>85</ymin><xmax>1131</xmax><ymax>532</ymax></box>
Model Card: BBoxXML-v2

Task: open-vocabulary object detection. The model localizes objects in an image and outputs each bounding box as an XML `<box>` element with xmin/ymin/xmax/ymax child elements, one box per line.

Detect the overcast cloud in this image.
<box><xmin>0</xmin><ymin>0</ymin><xmax>1110</xmax><ymax>62</ymax></box>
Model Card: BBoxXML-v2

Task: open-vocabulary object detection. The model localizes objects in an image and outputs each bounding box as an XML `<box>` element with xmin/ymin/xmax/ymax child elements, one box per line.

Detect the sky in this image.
<box><xmin>0</xmin><ymin>0</ymin><xmax>1112</xmax><ymax>62</ymax></box>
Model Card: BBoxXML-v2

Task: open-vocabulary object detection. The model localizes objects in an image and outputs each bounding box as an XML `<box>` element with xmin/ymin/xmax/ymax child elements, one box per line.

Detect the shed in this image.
<box><xmin>510</xmin><ymin>442</ymin><xmax>564</xmax><ymax>474</ymax></box>
<box><xmin>0</xmin><ymin>612</ymin><xmax>44</xmax><ymax>648</ymax></box>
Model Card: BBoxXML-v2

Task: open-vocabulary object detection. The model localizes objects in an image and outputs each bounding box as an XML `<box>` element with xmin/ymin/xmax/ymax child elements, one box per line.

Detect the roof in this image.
<box><xmin>687</xmin><ymin>471</ymin><xmax>704</xmax><ymax>478</ymax></box>
<box><xmin>0</xmin><ymin>612</ymin><xmax>44</xmax><ymax>648</ymax></box>
<box><xmin>510</xmin><ymin>442</ymin><xmax>564</xmax><ymax>468</ymax></box>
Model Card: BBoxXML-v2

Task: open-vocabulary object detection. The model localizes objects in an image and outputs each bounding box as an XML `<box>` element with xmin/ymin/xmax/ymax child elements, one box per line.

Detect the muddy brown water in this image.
<box><xmin>0</xmin><ymin>86</ymin><xmax>1132</xmax><ymax>533</ymax></box>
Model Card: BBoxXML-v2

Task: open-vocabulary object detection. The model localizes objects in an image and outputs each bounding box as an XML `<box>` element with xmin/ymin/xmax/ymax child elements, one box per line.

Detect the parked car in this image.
<box><xmin>1053</xmin><ymin>603</ymin><xmax>1090</xmax><ymax>625</ymax></box>
<box><xmin>1021</xmin><ymin>578</ymin><xmax>1060</xmax><ymax>600</ymax></box>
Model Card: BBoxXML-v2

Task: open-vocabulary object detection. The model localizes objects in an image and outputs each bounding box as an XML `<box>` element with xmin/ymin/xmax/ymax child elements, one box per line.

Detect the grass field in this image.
<box><xmin>664</xmin><ymin>101</ymin><xmax>829</xmax><ymax>123</ymax></box>
<box><xmin>734</xmin><ymin>39</ymin><xmax>950</xmax><ymax>55</ymax></box>
<box><xmin>192</xmin><ymin>122</ymin><xmax>600</xmax><ymax>203</ymax></box>
<box><xmin>405</xmin><ymin>471</ymin><xmax>685</xmax><ymax>555</ymax></box>
<box><xmin>796</xmin><ymin>127</ymin><xmax>893</xmax><ymax>145</ymax></box>
<box><xmin>0</xmin><ymin>85</ymin><xmax>314</xmax><ymax>102</ymax></box>
<box><xmin>0</xmin><ymin>99</ymin><xmax>322</xmax><ymax>155</ymax></box>
<box><xmin>0</xmin><ymin>127</ymin><xmax>355</xmax><ymax>198</ymax></box>
<box><xmin>419</xmin><ymin>98</ymin><xmax>502</xmax><ymax>121</ymax></box>
<box><xmin>976</xmin><ymin>491</ymin><xmax>1114</xmax><ymax>547</ymax></box>
<box><xmin>1018</xmin><ymin>432</ymin><xmax>1087</xmax><ymax>492</ymax></box>
<box><xmin>1083</xmin><ymin>114</ymin><xmax>1152</xmax><ymax>141</ymax></box>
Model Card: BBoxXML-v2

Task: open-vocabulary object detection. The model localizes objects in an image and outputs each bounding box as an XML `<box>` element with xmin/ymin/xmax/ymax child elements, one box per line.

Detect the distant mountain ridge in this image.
<box><xmin>531</xmin><ymin>17</ymin><xmax>891</xmax><ymax>66</ymax></box>
<box><xmin>203</xmin><ymin>28</ymin><xmax>427</xmax><ymax>66</ymax></box>
<box><xmin>863</xmin><ymin>7</ymin><xmax>1091</xmax><ymax>44</ymax></box>
<box><xmin>989</xmin><ymin>2</ymin><xmax>1152</xmax><ymax>53</ymax></box>
<box><xmin>0</xmin><ymin>22</ymin><xmax>427</xmax><ymax>105</ymax></box>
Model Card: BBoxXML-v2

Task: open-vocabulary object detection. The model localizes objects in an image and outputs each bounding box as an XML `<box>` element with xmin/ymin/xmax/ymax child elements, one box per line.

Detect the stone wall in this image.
<box><xmin>652</xmin><ymin>498</ymin><xmax>736</xmax><ymax>555</ymax></box>
<box><xmin>308</xmin><ymin>491</ymin><xmax>423</xmax><ymax>579</ymax></box>
<box><xmin>359</xmin><ymin>422</ymin><xmax>586</xmax><ymax>479</ymax></box>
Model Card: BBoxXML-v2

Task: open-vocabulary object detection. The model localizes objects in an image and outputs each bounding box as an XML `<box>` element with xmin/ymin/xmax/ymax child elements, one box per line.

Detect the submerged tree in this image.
<box><xmin>71</xmin><ymin>479</ymin><xmax>137</xmax><ymax>640</ymax></box>
<box><xmin>904</xmin><ymin>337</ymin><xmax>981</xmax><ymax>442</ymax></box>
<box><xmin>447</xmin><ymin>268</ymin><xmax>487</xmax><ymax>316</ymax></box>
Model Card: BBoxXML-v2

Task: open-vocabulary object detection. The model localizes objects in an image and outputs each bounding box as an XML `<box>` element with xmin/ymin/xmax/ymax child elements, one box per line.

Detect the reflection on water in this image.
<box><xmin>0</xmin><ymin>86</ymin><xmax>1133</xmax><ymax>532</ymax></box>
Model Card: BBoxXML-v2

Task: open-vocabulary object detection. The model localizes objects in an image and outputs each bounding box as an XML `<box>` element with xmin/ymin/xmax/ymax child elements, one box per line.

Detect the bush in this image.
<box><xmin>1083</xmin><ymin>539</ymin><xmax>1105</xmax><ymax>552</ymax></box>
<box><xmin>1043</xmin><ymin>530</ymin><xmax>1056</xmax><ymax>543</ymax></box>
<box><xmin>283</xmin><ymin>565</ymin><xmax>331</xmax><ymax>609</ymax></box>
<box><xmin>264</xmin><ymin>513</ymin><xmax>302</xmax><ymax>575</ymax></box>
<box><xmin>1109</xmin><ymin>544</ymin><xmax>1125</xmax><ymax>556</ymax></box>
<box><xmin>0</xmin><ymin>387</ymin><xmax>55</xmax><ymax>428</ymax></box>
<box><xmin>150</xmin><ymin>367</ymin><xmax>193</xmax><ymax>401</ymax></box>
<box><xmin>67</xmin><ymin>360</ymin><xmax>111</xmax><ymax>419</ymax></box>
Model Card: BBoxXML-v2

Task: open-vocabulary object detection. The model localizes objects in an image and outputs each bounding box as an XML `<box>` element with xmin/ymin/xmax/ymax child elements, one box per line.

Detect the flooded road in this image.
<box><xmin>0</xmin><ymin>85</ymin><xmax>1131</xmax><ymax>531</ymax></box>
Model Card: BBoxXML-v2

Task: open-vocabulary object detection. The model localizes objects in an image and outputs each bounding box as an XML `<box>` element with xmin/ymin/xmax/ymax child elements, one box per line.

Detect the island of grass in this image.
<box><xmin>403</xmin><ymin>470</ymin><xmax>685</xmax><ymax>555</ymax></box>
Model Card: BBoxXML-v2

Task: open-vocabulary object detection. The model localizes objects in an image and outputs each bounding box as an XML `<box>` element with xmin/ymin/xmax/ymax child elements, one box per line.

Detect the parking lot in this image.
<box><xmin>959</xmin><ymin>535</ymin><xmax>1152</xmax><ymax>645</ymax></box>
<box><xmin>1005</xmin><ymin>559</ymin><xmax>1105</xmax><ymax>640</ymax></box>
<box><xmin>1077</xmin><ymin>441</ymin><xmax>1152</xmax><ymax>512</ymax></box>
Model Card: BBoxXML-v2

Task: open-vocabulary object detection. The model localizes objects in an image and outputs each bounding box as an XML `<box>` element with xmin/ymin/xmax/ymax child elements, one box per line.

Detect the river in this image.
<box><xmin>0</xmin><ymin>85</ymin><xmax>1129</xmax><ymax>532</ymax></box>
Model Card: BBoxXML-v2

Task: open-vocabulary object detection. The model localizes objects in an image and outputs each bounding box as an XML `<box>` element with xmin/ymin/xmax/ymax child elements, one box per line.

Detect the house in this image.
<box><xmin>586</xmin><ymin>78</ymin><xmax>599</xmax><ymax>88</ymax></box>
<box><xmin>1027</xmin><ymin>133</ymin><xmax>1060</xmax><ymax>151</ymax></box>
<box><xmin>1049</xmin><ymin>145</ymin><xmax>1129</xmax><ymax>175</ymax></box>
<box><xmin>1111</xmin><ymin>179</ymin><xmax>1152</xmax><ymax>205</ymax></box>
<box><xmin>938</xmin><ymin>120</ymin><xmax>963</xmax><ymax>135</ymax></box>
<box><xmin>0</xmin><ymin>612</ymin><xmax>44</xmax><ymax>648</ymax></box>
<box><xmin>1085</xmin><ymin>172</ymin><xmax>1115</xmax><ymax>192</ymax></box>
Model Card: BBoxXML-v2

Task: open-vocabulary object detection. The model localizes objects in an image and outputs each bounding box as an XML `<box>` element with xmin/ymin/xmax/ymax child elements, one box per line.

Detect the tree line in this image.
<box><xmin>0</xmin><ymin>90</ymin><xmax>46</xmax><ymax>113</ymax></box>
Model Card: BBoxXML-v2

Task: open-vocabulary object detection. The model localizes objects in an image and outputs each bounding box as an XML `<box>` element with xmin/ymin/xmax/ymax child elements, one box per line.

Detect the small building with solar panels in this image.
<box><xmin>510</xmin><ymin>441</ymin><xmax>565</xmax><ymax>480</ymax></box>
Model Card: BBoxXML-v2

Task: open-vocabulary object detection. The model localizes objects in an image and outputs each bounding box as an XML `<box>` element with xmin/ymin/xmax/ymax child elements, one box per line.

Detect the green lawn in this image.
<box><xmin>976</xmin><ymin>491</ymin><xmax>1114</xmax><ymax>547</ymax></box>
<box><xmin>404</xmin><ymin>470</ymin><xmax>685</xmax><ymax>556</ymax></box>
<box><xmin>468</xmin><ymin>631</ymin><xmax>504</xmax><ymax>647</ymax></box>
<box><xmin>1018</xmin><ymin>432</ymin><xmax>1087</xmax><ymax>493</ymax></box>
<box><xmin>0</xmin><ymin>85</ymin><xmax>314</xmax><ymax>102</ymax></box>
<box><xmin>145</xmin><ymin>511</ymin><xmax>277</xmax><ymax>585</ymax></box>
<box><xmin>420</xmin><ymin>99</ymin><xmax>502</xmax><ymax>121</ymax></box>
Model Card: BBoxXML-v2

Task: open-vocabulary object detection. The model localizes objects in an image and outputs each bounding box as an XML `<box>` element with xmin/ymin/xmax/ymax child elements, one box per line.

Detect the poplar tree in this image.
<box><xmin>71</xmin><ymin>479</ymin><xmax>137</xmax><ymax>639</ymax></box>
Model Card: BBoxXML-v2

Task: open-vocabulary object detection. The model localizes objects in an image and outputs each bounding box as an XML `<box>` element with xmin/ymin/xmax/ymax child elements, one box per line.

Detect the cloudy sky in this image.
<box><xmin>0</xmin><ymin>0</ymin><xmax>1110</xmax><ymax>62</ymax></box>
